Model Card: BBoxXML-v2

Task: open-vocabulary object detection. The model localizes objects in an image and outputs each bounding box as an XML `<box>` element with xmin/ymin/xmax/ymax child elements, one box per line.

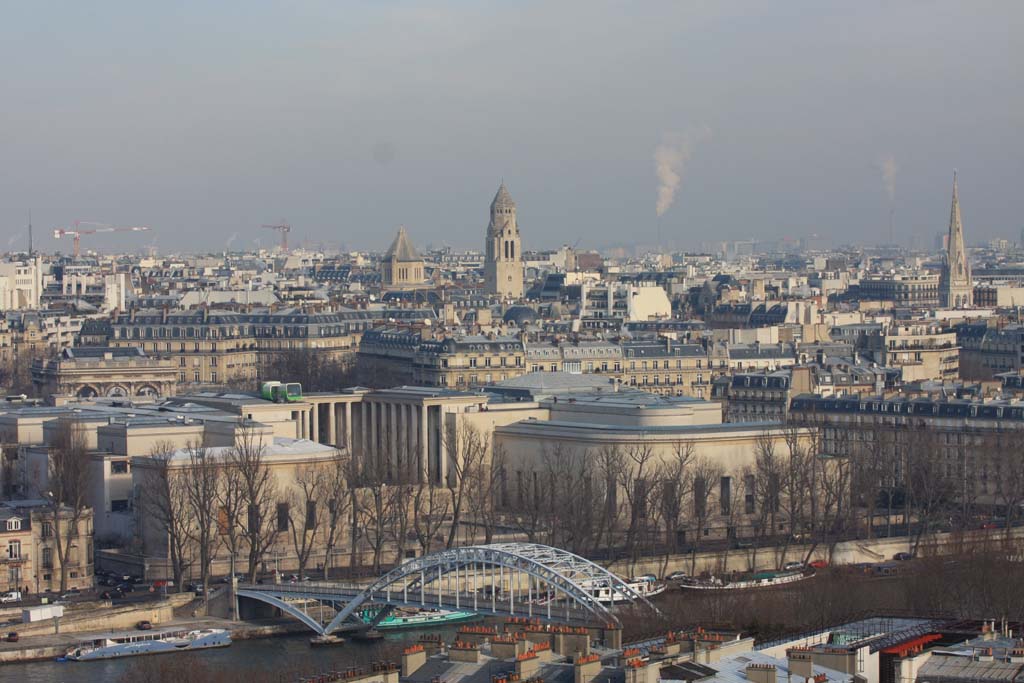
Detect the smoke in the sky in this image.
<box><xmin>654</xmin><ymin>128</ymin><xmax>711</xmax><ymax>217</ymax></box>
<box><xmin>878</xmin><ymin>154</ymin><xmax>898</xmax><ymax>203</ymax></box>
<box><xmin>225</xmin><ymin>231</ymin><xmax>239</xmax><ymax>249</ymax></box>
<box><xmin>6</xmin><ymin>229</ymin><xmax>25</xmax><ymax>248</ymax></box>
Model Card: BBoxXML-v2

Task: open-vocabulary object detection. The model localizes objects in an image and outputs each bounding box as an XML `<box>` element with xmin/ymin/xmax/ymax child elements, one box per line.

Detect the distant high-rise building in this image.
<box><xmin>939</xmin><ymin>173</ymin><xmax>972</xmax><ymax>308</ymax></box>
<box><xmin>484</xmin><ymin>182</ymin><xmax>524</xmax><ymax>299</ymax></box>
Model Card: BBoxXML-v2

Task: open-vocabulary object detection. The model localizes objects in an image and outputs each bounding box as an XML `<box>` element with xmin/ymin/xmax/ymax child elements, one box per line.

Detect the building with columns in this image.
<box><xmin>31</xmin><ymin>346</ymin><xmax>178</xmax><ymax>399</ymax></box>
<box><xmin>939</xmin><ymin>173</ymin><xmax>973</xmax><ymax>308</ymax></box>
<box><xmin>484</xmin><ymin>182</ymin><xmax>524</xmax><ymax>300</ymax></box>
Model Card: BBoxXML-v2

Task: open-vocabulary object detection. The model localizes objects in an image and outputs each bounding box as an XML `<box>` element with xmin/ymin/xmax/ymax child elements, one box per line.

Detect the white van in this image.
<box><xmin>0</xmin><ymin>591</ymin><xmax>22</xmax><ymax>603</ymax></box>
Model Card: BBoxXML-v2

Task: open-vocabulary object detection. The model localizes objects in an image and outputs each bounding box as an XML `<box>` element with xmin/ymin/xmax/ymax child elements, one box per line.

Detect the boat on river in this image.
<box><xmin>359</xmin><ymin>607</ymin><xmax>479</xmax><ymax>629</ymax></box>
<box><xmin>677</xmin><ymin>568</ymin><xmax>813</xmax><ymax>591</ymax></box>
<box><xmin>63</xmin><ymin>628</ymin><xmax>231</xmax><ymax>661</ymax></box>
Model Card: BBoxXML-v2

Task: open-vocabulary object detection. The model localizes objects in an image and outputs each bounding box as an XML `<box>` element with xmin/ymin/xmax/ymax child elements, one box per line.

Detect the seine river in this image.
<box><xmin>0</xmin><ymin>628</ymin><xmax>451</xmax><ymax>683</ymax></box>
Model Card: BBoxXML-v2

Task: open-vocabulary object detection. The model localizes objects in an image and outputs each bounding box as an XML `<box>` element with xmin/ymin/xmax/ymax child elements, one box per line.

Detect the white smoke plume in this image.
<box><xmin>225</xmin><ymin>231</ymin><xmax>239</xmax><ymax>249</ymax></box>
<box><xmin>878</xmin><ymin>154</ymin><xmax>897</xmax><ymax>203</ymax></box>
<box><xmin>654</xmin><ymin>127</ymin><xmax>711</xmax><ymax>217</ymax></box>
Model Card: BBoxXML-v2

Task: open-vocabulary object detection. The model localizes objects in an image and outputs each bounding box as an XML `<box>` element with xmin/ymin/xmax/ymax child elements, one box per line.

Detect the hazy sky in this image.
<box><xmin>1</xmin><ymin>1</ymin><xmax>1022</xmax><ymax>253</ymax></box>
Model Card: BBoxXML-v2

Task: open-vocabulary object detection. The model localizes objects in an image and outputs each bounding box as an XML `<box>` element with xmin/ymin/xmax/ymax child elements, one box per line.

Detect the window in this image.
<box><xmin>42</xmin><ymin>547</ymin><xmax>53</xmax><ymax>568</ymax></box>
<box><xmin>720</xmin><ymin>477</ymin><xmax>731</xmax><ymax>516</ymax></box>
<box><xmin>6</xmin><ymin>540</ymin><xmax>20</xmax><ymax>560</ymax></box>
<box><xmin>305</xmin><ymin>501</ymin><xmax>317</xmax><ymax>529</ymax></box>
<box><xmin>41</xmin><ymin>522</ymin><xmax>53</xmax><ymax>539</ymax></box>
<box><xmin>110</xmin><ymin>460</ymin><xmax>129</xmax><ymax>474</ymax></box>
<box><xmin>277</xmin><ymin>502</ymin><xmax>290</xmax><ymax>532</ymax></box>
<box><xmin>194</xmin><ymin>371</ymin><xmax>200</xmax><ymax>383</ymax></box>
<box><xmin>111</xmin><ymin>499</ymin><xmax>130</xmax><ymax>512</ymax></box>
<box><xmin>5</xmin><ymin>518</ymin><xmax>20</xmax><ymax>532</ymax></box>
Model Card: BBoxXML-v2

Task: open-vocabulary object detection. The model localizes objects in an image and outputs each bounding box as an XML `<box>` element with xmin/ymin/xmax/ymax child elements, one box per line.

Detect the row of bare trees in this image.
<box><xmin>141</xmin><ymin>424</ymin><xmax>354</xmax><ymax>612</ymax></box>
<box><xmin>494</xmin><ymin>417</ymin><xmax>1023</xmax><ymax>573</ymax></box>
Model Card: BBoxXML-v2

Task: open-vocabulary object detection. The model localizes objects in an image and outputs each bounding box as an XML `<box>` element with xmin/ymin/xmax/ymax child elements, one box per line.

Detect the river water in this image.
<box><xmin>0</xmin><ymin>628</ymin><xmax>450</xmax><ymax>683</ymax></box>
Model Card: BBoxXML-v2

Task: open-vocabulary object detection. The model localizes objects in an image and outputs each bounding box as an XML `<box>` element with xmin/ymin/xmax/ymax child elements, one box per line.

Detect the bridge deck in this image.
<box><xmin>238</xmin><ymin>581</ymin><xmax>602</xmax><ymax>627</ymax></box>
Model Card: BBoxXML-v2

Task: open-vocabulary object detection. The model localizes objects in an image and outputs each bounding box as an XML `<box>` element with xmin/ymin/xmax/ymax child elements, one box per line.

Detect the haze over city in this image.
<box><xmin>2</xmin><ymin>1</ymin><xmax>1023</xmax><ymax>252</ymax></box>
<box><xmin>7</xmin><ymin>4</ymin><xmax>1024</xmax><ymax>682</ymax></box>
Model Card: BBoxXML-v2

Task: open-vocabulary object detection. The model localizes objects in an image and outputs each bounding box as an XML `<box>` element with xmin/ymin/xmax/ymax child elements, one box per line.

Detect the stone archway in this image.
<box><xmin>136</xmin><ymin>385</ymin><xmax>160</xmax><ymax>398</ymax></box>
<box><xmin>105</xmin><ymin>385</ymin><xmax>129</xmax><ymax>398</ymax></box>
<box><xmin>76</xmin><ymin>385</ymin><xmax>98</xmax><ymax>398</ymax></box>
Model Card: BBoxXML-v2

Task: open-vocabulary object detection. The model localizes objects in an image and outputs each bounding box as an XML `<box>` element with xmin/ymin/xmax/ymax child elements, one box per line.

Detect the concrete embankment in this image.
<box><xmin>604</xmin><ymin>526</ymin><xmax>1024</xmax><ymax>576</ymax></box>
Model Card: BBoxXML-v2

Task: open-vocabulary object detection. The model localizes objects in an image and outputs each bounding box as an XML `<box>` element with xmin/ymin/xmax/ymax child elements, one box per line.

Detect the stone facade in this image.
<box><xmin>484</xmin><ymin>183</ymin><xmax>524</xmax><ymax>300</ymax></box>
<box><xmin>31</xmin><ymin>346</ymin><xmax>178</xmax><ymax>398</ymax></box>
<box><xmin>381</xmin><ymin>226</ymin><xmax>427</xmax><ymax>291</ymax></box>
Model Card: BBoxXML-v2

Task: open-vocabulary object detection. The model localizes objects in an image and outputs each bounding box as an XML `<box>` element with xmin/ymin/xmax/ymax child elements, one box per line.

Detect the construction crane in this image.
<box><xmin>261</xmin><ymin>220</ymin><xmax>291</xmax><ymax>251</ymax></box>
<box><xmin>53</xmin><ymin>221</ymin><xmax>150</xmax><ymax>257</ymax></box>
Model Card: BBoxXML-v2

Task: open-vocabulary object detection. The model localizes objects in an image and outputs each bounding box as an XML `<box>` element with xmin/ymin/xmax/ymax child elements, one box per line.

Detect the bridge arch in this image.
<box><xmin>239</xmin><ymin>543</ymin><xmax>660</xmax><ymax>636</ymax></box>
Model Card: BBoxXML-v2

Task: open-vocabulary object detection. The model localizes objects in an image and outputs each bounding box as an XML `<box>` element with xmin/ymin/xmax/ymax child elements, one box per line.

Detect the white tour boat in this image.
<box><xmin>64</xmin><ymin>627</ymin><xmax>231</xmax><ymax>661</ymax></box>
<box><xmin>586</xmin><ymin>575</ymin><xmax>667</xmax><ymax>604</ymax></box>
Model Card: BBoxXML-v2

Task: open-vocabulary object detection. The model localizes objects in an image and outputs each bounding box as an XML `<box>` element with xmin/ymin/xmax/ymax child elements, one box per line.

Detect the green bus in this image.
<box><xmin>260</xmin><ymin>381</ymin><xmax>303</xmax><ymax>403</ymax></box>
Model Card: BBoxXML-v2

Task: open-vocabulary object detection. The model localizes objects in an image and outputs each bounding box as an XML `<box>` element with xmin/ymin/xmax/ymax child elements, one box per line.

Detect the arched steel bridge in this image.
<box><xmin>237</xmin><ymin>542</ymin><xmax>660</xmax><ymax>636</ymax></box>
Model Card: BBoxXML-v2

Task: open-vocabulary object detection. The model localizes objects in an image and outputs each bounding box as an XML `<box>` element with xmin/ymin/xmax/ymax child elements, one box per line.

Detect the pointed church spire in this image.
<box><xmin>941</xmin><ymin>171</ymin><xmax>972</xmax><ymax>308</ymax></box>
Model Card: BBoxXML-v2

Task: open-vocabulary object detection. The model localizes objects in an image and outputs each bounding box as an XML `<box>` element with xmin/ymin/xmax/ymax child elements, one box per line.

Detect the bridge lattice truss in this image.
<box><xmin>237</xmin><ymin>543</ymin><xmax>660</xmax><ymax>636</ymax></box>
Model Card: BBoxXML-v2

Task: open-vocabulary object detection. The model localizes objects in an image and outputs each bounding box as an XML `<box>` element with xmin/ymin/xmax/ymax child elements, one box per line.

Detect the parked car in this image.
<box><xmin>101</xmin><ymin>589</ymin><xmax>125</xmax><ymax>600</ymax></box>
<box><xmin>808</xmin><ymin>559</ymin><xmax>828</xmax><ymax>569</ymax></box>
<box><xmin>893</xmin><ymin>552</ymin><xmax>914</xmax><ymax>561</ymax></box>
<box><xmin>116</xmin><ymin>582</ymin><xmax>135</xmax><ymax>593</ymax></box>
<box><xmin>782</xmin><ymin>561</ymin><xmax>805</xmax><ymax>571</ymax></box>
<box><xmin>664</xmin><ymin>570</ymin><xmax>688</xmax><ymax>582</ymax></box>
<box><xmin>136</xmin><ymin>620</ymin><xmax>153</xmax><ymax>631</ymax></box>
<box><xmin>59</xmin><ymin>588</ymin><xmax>81</xmax><ymax>600</ymax></box>
<box><xmin>0</xmin><ymin>591</ymin><xmax>21</xmax><ymax>604</ymax></box>
<box><xmin>5</xmin><ymin>632</ymin><xmax>18</xmax><ymax>643</ymax></box>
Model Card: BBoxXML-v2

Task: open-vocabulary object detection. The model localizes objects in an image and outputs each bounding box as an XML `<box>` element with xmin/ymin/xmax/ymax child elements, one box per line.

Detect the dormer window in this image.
<box><xmin>6</xmin><ymin>518</ymin><xmax>21</xmax><ymax>532</ymax></box>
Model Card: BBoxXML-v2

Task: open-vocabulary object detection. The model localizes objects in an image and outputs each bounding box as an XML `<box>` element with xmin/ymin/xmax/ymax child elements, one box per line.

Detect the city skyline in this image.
<box><xmin>1</xmin><ymin>1</ymin><xmax>1022</xmax><ymax>252</ymax></box>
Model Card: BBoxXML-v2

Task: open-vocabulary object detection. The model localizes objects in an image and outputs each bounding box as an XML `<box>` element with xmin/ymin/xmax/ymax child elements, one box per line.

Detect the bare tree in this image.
<box><xmin>140</xmin><ymin>440</ymin><xmax>192</xmax><ymax>591</ymax></box>
<box><xmin>412</xmin><ymin>478</ymin><xmax>449</xmax><ymax>555</ymax></box>
<box><xmin>287</xmin><ymin>464</ymin><xmax>325</xmax><ymax>578</ymax></box>
<box><xmin>217</xmin><ymin>456</ymin><xmax>246</xmax><ymax>588</ymax></box>
<box><xmin>593</xmin><ymin>444</ymin><xmax>626</xmax><ymax>556</ymax></box>
<box><xmin>353</xmin><ymin>450</ymin><xmax>397</xmax><ymax>573</ymax></box>
<box><xmin>542</xmin><ymin>443</ymin><xmax>601</xmax><ymax>555</ymax></box>
<box><xmin>656</xmin><ymin>441</ymin><xmax>695</xmax><ymax>576</ymax></box>
<box><xmin>750</xmin><ymin>431</ymin><xmax>782</xmax><ymax>568</ymax></box>
<box><xmin>617</xmin><ymin>443</ymin><xmax>659</xmax><ymax>571</ymax></box>
<box><xmin>443</xmin><ymin>422</ymin><xmax>490</xmax><ymax>548</ymax></box>
<box><xmin>905</xmin><ymin>423</ymin><xmax>956</xmax><ymax>556</ymax></box>
<box><xmin>465</xmin><ymin>440</ymin><xmax>506</xmax><ymax>545</ymax></box>
<box><xmin>182</xmin><ymin>442</ymin><xmax>221</xmax><ymax>609</ymax></box>
<box><xmin>987</xmin><ymin>432</ymin><xmax>1024</xmax><ymax>547</ymax></box>
<box><xmin>228</xmin><ymin>423</ymin><xmax>278</xmax><ymax>581</ymax></box>
<box><xmin>689</xmin><ymin>456</ymin><xmax>723</xmax><ymax>575</ymax></box>
<box><xmin>319</xmin><ymin>449</ymin><xmax>352</xmax><ymax>579</ymax></box>
<box><xmin>42</xmin><ymin>419</ymin><xmax>94</xmax><ymax>592</ymax></box>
